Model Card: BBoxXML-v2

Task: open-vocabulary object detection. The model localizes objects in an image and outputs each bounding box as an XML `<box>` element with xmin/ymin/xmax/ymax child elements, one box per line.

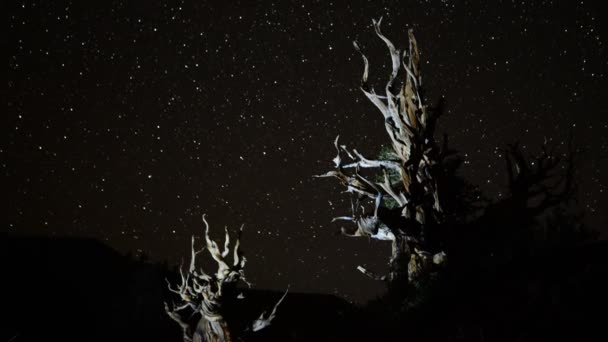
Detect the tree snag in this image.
<box><xmin>316</xmin><ymin>18</ymin><xmax>447</xmax><ymax>290</ymax></box>
<box><xmin>164</xmin><ymin>214</ymin><xmax>288</xmax><ymax>342</ymax></box>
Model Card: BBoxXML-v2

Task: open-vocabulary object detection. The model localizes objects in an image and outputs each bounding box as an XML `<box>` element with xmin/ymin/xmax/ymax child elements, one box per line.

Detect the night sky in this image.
<box><xmin>6</xmin><ymin>1</ymin><xmax>607</xmax><ymax>303</ymax></box>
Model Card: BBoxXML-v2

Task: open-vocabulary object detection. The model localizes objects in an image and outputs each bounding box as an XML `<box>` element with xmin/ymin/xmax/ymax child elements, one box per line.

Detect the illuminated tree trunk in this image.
<box><xmin>316</xmin><ymin>18</ymin><xmax>447</xmax><ymax>289</ymax></box>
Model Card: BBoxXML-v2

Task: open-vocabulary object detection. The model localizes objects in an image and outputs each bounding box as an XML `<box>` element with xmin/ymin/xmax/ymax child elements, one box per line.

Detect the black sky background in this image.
<box><xmin>6</xmin><ymin>0</ymin><xmax>607</xmax><ymax>303</ymax></box>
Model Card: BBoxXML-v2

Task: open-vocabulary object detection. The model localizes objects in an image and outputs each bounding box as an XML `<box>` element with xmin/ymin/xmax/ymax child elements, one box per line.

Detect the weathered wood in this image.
<box><xmin>165</xmin><ymin>215</ymin><xmax>287</xmax><ymax>341</ymax></box>
<box><xmin>317</xmin><ymin>18</ymin><xmax>447</xmax><ymax>288</ymax></box>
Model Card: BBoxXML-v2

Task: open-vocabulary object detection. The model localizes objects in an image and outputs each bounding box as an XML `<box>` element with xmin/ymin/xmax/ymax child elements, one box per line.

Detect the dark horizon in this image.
<box><xmin>5</xmin><ymin>227</ymin><xmax>605</xmax><ymax>341</ymax></box>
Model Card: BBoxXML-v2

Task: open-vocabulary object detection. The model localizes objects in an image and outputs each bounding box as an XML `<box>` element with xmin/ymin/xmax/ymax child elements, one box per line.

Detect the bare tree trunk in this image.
<box><xmin>390</xmin><ymin>236</ymin><xmax>410</xmax><ymax>283</ymax></box>
<box><xmin>193</xmin><ymin>317</ymin><xmax>232</xmax><ymax>342</ymax></box>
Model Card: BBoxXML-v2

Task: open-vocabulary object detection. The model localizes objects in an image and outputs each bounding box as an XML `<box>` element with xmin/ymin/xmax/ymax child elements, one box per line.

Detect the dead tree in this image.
<box><xmin>503</xmin><ymin>142</ymin><xmax>575</xmax><ymax>217</ymax></box>
<box><xmin>316</xmin><ymin>18</ymin><xmax>447</xmax><ymax>289</ymax></box>
<box><xmin>164</xmin><ymin>215</ymin><xmax>288</xmax><ymax>342</ymax></box>
<box><xmin>475</xmin><ymin>141</ymin><xmax>578</xmax><ymax>258</ymax></box>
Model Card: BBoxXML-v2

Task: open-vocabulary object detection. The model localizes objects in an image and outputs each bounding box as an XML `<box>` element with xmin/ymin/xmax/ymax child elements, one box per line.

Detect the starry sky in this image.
<box><xmin>6</xmin><ymin>0</ymin><xmax>607</xmax><ymax>303</ymax></box>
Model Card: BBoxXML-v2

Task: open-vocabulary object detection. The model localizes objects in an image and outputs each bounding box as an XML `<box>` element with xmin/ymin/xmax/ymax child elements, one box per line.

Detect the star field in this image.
<box><xmin>6</xmin><ymin>0</ymin><xmax>607</xmax><ymax>302</ymax></box>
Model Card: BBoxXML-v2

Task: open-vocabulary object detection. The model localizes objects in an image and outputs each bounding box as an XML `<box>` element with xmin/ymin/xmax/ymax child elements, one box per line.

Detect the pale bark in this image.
<box><xmin>165</xmin><ymin>215</ymin><xmax>287</xmax><ymax>342</ymax></box>
<box><xmin>317</xmin><ymin>18</ymin><xmax>447</xmax><ymax>286</ymax></box>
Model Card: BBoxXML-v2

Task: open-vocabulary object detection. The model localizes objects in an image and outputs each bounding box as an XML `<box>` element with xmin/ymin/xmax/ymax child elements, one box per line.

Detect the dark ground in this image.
<box><xmin>4</xmin><ymin>233</ymin><xmax>605</xmax><ymax>341</ymax></box>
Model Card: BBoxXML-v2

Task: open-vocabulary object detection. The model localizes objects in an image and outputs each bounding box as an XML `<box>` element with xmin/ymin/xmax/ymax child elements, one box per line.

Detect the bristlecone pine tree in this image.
<box><xmin>316</xmin><ymin>18</ymin><xmax>448</xmax><ymax>293</ymax></box>
<box><xmin>164</xmin><ymin>215</ymin><xmax>288</xmax><ymax>342</ymax></box>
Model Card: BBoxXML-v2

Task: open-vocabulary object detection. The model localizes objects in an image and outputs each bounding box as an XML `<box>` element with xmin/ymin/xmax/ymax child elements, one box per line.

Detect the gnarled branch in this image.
<box><xmin>165</xmin><ymin>215</ymin><xmax>287</xmax><ymax>342</ymax></box>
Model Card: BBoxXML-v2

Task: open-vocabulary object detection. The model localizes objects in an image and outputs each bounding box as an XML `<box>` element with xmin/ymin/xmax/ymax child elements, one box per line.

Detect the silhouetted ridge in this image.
<box><xmin>3</xmin><ymin>233</ymin><xmax>363</xmax><ymax>342</ymax></box>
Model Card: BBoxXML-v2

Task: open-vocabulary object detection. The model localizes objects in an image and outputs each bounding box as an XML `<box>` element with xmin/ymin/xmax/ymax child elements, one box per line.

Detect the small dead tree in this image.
<box><xmin>316</xmin><ymin>18</ymin><xmax>447</xmax><ymax>289</ymax></box>
<box><xmin>165</xmin><ymin>215</ymin><xmax>288</xmax><ymax>342</ymax></box>
<box><xmin>503</xmin><ymin>142</ymin><xmax>575</xmax><ymax>216</ymax></box>
<box><xmin>477</xmin><ymin>141</ymin><xmax>578</xmax><ymax>256</ymax></box>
